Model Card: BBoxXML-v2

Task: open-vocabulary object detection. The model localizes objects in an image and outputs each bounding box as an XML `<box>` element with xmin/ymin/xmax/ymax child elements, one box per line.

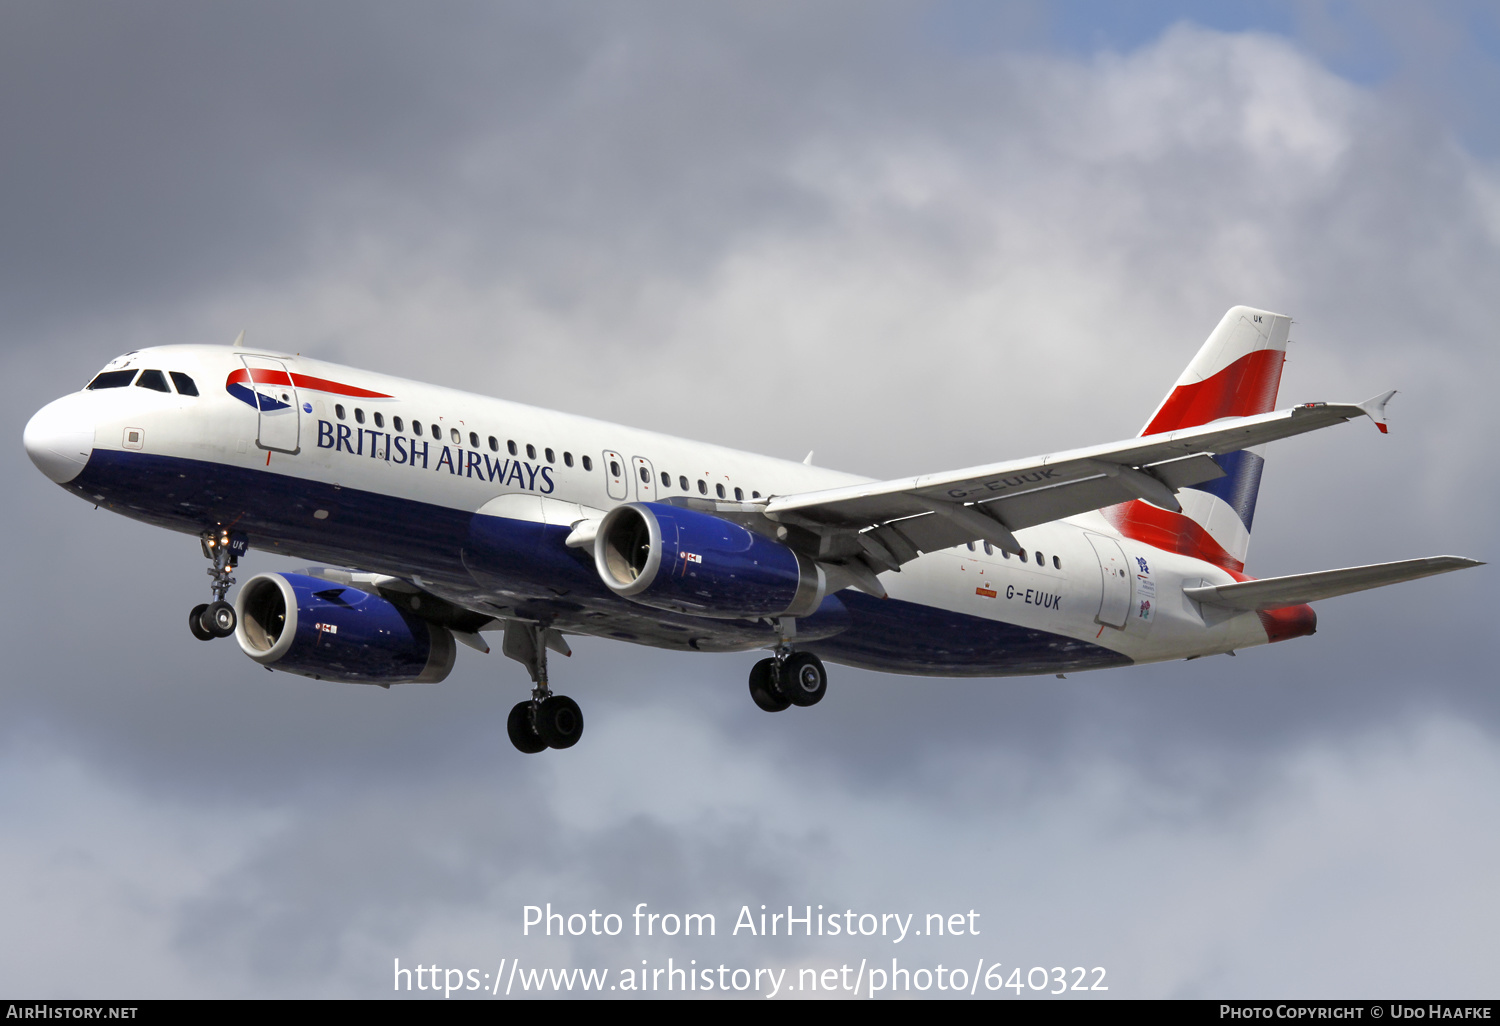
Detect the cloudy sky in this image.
<box><xmin>4</xmin><ymin>0</ymin><xmax>1498</xmax><ymax>999</ymax></box>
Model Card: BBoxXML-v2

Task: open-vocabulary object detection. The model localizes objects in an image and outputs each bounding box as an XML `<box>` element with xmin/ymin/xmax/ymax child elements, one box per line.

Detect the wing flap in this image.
<box><xmin>1184</xmin><ymin>556</ymin><xmax>1483</xmax><ymax>611</ymax></box>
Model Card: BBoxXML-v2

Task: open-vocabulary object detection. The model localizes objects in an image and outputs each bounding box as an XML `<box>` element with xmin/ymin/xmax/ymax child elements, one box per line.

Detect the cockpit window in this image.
<box><xmin>169</xmin><ymin>372</ymin><xmax>199</xmax><ymax>396</ymax></box>
<box><xmin>135</xmin><ymin>369</ymin><xmax>170</xmax><ymax>393</ymax></box>
<box><xmin>87</xmin><ymin>370</ymin><xmax>138</xmax><ymax>389</ymax></box>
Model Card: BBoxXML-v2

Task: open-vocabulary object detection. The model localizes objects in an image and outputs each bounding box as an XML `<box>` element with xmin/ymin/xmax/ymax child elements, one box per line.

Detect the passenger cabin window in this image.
<box><xmin>660</xmin><ymin>471</ymin><xmax>670</xmax><ymax>487</ymax></box>
<box><xmin>983</xmin><ymin>541</ymin><xmax>993</xmax><ymax>555</ymax></box>
<box><xmin>450</xmin><ymin>428</ymin><xmax>461</xmax><ymax>444</ymax></box>
<box><xmin>679</xmin><ymin>475</ymin><xmax>688</xmax><ymax>490</ymax></box>
<box><xmin>469</xmin><ymin>431</ymin><xmax>479</xmax><ymax>447</ymax></box>
<box><xmin>355</xmin><ymin>408</ymin><xmax>365</xmax><ymax>424</ymax></box>
<box><xmin>411</xmin><ymin>420</ymin><xmax>421</xmax><ymax>434</ymax></box>
<box><xmin>374</xmin><ymin>412</ymin><xmax>384</xmax><ymax>428</ymax></box>
<box><xmin>526</xmin><ymin>444</ymin><xmax>536</xmax><ymax>460</ymax></box>
<box><xmin>734</xmin><ymin>487</ymin><xmax>743</xmax><ymax>501</ymax></box>
<box><xmin>335</xmin><ymin>404</ymin><xmax>346</xmax><ymax>420</ymax></box>
<box><xmin>169</xmin><ymin>372</ymin><xmax>198</xmax><ymax>396</ymax></box>
<box><xmin>564</xmin><ymin>452</ymin><xmax>574</xmax><ymax>467</ymax></box>
<box><xmin>1035</xmin><ymin>551</ymin><xmax>1044</xmax><ymax>566</ymax></box>
<box><xmin>610</xmin><ymin>459</ymin><xmax>621</xmax><ymax>477</ymax></box>
<box><xmin>88</xmin><ymin>370</ymin><xmax>137</xmax><ymax>389</ymax></box>
<box><xmin>393</xmin><ymin>416</ymin><xmax>404</xmax><ymax>432</ymax></box>
<box><xmin>639</xmin><ymin>467</ymin><xmax>649</xmax><ymax>483</ymax></box>
<box><xmin>508</xmin><ymin>440</ymin><xmax>517</xmax><ymax>456</ymax></box>
<box><xmin>1053</xmin><ymin>555</ymin><xmax>1062</xmax><ymax>569</ymax></box>
<box><xmin>715</xmin><ymin>483</ymin><xmax>726</xmax><ymax>499</ymax></box>
<box><xmin>966</xmin><ymin>542</ymin><xmax>975</xmax><ymax>551</ymax></box>
<box><xmin>545</xmin><ymin>448</ymin><xmax>555</xmax><ymax>464</ymax></box>
<box><xmin>752</xmin><ymin>491</ymin><xmax>761</xmax><ymax>499</ymax></box>
<box><xmin>697</xmin><ymin>480</ymin><xmax>707</xmax><ymax>495</ymax></box>
<box><xmin>431</xmin><ymin>424</ymin><xmax>441</xmax><ymax>440</ymax></box>
<box><xmin>135</xmin><ymin>369</ymin><xmax>170</xmax><ymax>393</ymax></box>
<box><xmin>582</xmin><ymin>455</ymin><xmax>593</xmax><ymax>471</ymax></box>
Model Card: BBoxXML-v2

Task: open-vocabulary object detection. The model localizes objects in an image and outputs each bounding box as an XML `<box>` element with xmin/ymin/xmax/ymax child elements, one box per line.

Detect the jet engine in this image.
<box><xmin>594</xmin><ymin>502</ymin><xmax>826</xmax><ymax>618</ymax></box>
<box><xmin>234</xmin><ymin>572</ymin><xmax>456</xmax><ymax>685</ymax></box>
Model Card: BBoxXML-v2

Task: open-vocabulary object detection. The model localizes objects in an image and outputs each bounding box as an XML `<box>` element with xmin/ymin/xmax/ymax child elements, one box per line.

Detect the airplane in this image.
<box><xmin>23</xmin><ymin>307</ymin><xmax>1481</xmax><ymax>754</ymax></box>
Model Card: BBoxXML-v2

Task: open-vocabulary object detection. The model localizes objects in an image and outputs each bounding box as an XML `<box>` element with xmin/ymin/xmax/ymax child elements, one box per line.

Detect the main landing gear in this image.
<box><xmin>502</xmin><ymin>622</ymin><xmax>585</xmax><ymax>754</ymax></box>
<box><xmin>748</xmin><ymin>625</ymin><xmax>828</xmax><ymax>713</ymax></box>
<box><xmin>189</xmin><ymin>528</ymin><xmax>247</xmax><ymax>641</ymax></box>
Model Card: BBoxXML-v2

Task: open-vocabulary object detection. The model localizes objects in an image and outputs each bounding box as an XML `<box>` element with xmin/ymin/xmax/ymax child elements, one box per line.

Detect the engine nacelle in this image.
<box><xmin>234</xmin><ymin>572</ymin><xmax>456</xmax><ymax>685</ymax></box>
<box><xmin>594</xmin><ymin>502</ymin><xmax>826</xmax><ymax>618</ymax></box>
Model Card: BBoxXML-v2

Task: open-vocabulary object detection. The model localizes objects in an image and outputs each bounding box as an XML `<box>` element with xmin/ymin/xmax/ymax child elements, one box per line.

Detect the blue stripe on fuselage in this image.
<box><xmin>806</xmin><ymin>590</ymin><xmax>1132</xmax><ymax>676</ymax></box>
<box><xmin>68</xmin><ymin>448</ymin><xmax>1129</xmax><ymax>675</ymax></box>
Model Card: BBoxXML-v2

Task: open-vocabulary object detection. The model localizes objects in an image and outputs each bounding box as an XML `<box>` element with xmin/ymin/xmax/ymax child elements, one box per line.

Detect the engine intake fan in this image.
<box><xmin>594</xmin><ymin>502</ymin><xmax>826</xmax><ymax>619</ymax></box>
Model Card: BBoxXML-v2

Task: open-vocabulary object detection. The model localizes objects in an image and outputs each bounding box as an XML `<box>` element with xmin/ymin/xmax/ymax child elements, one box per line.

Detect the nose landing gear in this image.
<box><xmin>502</xmin><ymin>622</ymin><xmax>585</xmax><ymax>754</ymax></box>
<box><xmin>190</xmin><ymin>528</ymin><xmax>247</xmax><ymax>640</ymax></box>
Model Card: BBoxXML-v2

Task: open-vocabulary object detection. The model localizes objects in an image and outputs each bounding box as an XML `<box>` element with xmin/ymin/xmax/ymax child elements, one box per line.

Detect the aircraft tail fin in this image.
<box><xmin>1104</xmin><ymin>306</ymin><xmax>1292</xmax><ymax>573</ymax></box>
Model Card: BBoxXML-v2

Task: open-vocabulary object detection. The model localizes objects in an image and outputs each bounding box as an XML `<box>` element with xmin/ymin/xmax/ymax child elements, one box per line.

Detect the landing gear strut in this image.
<box><xmin>502</xmin><ymin>622</ymin><xmax>585</xmax><ymax>754</ymax></box>
<box><xmin>190</xmin><ymin>528</ymin><xmax>246</xmax><ymax>640</ymax></box>
<box><xmin>748</xmin><ymin>619</ymin><xmax>828</xmax><ymax>712</ymax></box>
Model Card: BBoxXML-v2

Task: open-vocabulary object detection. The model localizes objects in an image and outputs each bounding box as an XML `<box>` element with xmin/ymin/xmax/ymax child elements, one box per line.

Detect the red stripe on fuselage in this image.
<box><xmin>1144</xmin><ymin>348</ymin><xmax>1284</xmax><ymax>435</ymax></box>
<box><xmin>226</xmin><ymin>367</ymin><xmax>392</xmax><ymax>399</ymax></box>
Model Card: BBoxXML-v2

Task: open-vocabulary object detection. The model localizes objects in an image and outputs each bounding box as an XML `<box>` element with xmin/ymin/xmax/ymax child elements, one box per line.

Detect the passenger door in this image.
<box><xmin>239</xmin><ymin>355</ymin><xmax>300</xmax><ymax>455</ymax></box>
<box><xmin>1085</xmin><ymin>533</ymin><xmax>1131</xmax><ymax>628</ymax></box>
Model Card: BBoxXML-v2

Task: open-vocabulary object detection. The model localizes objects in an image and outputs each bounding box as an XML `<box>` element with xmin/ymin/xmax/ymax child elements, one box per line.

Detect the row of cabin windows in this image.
<box><xmin>636</xmin><ymin>465</ymin><xmax>760</xmax><ymax>501</ymax></box>
<box><xmin>967</xmin><ymin>540</ymin><xmax>1062</xmax><ymax>570</ymax></box>
<box><xmin>87</xmin><ymin>369</ymin><xmax>199</xmax><ymax>396</ymax></box>
<box><xmin>334</xmin><ymin>404</ymin><xmax>763</xmax><ymax>499</ymax></box>
<box><xmin>334</xmin><ymin>404</ymin><xmax>593</xmax><ymax>471</ymax></box>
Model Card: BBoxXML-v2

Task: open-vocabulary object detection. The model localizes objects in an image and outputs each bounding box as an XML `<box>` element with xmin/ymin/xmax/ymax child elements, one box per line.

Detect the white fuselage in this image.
<box><xmin>27</xmin><ymin>344</ymin><xmax>1279</xmax><ymax>676</ymax></box>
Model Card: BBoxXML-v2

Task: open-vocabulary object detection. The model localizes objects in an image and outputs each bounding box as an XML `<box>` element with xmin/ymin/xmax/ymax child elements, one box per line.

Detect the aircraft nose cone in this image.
<box><xmin>24</xmin><ymin>394</ymin><xmax>95</xmax><ymax>483</ymax></box>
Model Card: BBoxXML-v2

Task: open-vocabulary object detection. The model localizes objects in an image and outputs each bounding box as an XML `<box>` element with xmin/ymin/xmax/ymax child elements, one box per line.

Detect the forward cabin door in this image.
<box><xmin>1085</xmin><ymin>533</ymin><xmax>1131</xmax><ymax>628</ymax></box>
<box><xmin>239</xmin><ymin>355</ymin><xmax>301</xmax><ymax>455</ymax></box>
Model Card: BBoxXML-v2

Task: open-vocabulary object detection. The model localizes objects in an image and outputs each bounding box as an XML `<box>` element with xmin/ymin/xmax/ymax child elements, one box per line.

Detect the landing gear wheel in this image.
<box><xmin>782</xmin><ymin>652</ymin><xmax>827</xmax><ymax>707</ymax></box>
<box><xmin>204</xmin><ymin>600</ymin><xmax>237</xmax><ymax>638</ymax></box>
<box><xmin>189</xmin><ymin>604</ymin><xmax>214</xmax><ymax>641</ymax></box>
<box><xmin>749</xmin><ymin>658</ymin><xmax>790</xmax><ymax>712</ymax></box>
<box><xmin>534</xmin><ymin>695</ymin><xmax>584</xmax><ymax>749</ymax></box>
<box><xmin>507</xmin><ymin>701</ymin><xmax>547</xmax><ymax>754</ymax></box>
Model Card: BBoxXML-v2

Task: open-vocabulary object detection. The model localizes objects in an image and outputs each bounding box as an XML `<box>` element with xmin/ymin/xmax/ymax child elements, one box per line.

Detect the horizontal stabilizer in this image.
<box><xmin>1184</xmin><ymin>556</ymin><xmax>1483</xmax><ymax>611</ymax></box>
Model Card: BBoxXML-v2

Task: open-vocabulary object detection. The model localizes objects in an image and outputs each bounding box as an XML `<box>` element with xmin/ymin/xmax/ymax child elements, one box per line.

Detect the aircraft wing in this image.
<box><xmin>755</xmin><ymin>393</ymin><xmax>1395</xmax><ymax>579</ymax></box>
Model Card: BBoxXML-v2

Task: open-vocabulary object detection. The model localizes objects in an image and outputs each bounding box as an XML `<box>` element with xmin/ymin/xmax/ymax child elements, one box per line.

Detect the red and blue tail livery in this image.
<box><xmin>23</xmin><ymin>310</ymin><xmax>1481</xmax><ymax>753</ymax></box>
<box><xmin>1106</xmin><ymin>307</ymin><xmax>1290</xmax><ymax>574</ymax></box>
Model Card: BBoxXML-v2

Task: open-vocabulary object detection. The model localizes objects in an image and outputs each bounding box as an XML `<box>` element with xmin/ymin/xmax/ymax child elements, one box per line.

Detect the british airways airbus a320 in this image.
<box><xmin>23</xmin><ymin>308</ymin><xmax>1481</xmax><ymax>753</ymax></box>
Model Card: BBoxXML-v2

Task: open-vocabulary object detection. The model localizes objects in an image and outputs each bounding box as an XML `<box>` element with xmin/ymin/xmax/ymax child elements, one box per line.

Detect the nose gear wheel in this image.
<box><xmin>189</xmin><ymin>528</ymin><xmax>246</xmax><ymax>641</ymax></box>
